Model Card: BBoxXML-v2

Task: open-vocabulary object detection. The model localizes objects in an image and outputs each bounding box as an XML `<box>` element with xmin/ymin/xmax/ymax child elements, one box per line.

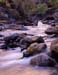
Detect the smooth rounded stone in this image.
<box><xmin>50</xmin><ymin>39</ymin><xmax>58</xmax><ymax>62</ymax></box>
<box><xmin>30</xmin><ymin>54</ymin><xmax>56</xmax><ymax>67</ymax></box>
<box><xmin>45</xmin><ymin>26</ymin><xmax>58</xmax><ymax>35</ymax></box>
<box><xmin>23</xmin><ymin>43</ymin><xmax>47</xmax><ymax>57</ymax></box>
<box><xmin>50</xmin><ymin>71</ymin><xmax>58</xmax><ymax>75</ymax></box>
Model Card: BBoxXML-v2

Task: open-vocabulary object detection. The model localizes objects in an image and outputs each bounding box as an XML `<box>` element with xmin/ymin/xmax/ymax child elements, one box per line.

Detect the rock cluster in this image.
<box><xmin>0</xmin><ymin>33</ymin><xmax>45</xmax><ymax>50</ymax></box>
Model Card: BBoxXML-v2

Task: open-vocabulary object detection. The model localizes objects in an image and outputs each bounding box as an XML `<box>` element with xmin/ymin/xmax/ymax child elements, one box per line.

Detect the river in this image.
<box><xmin>0</xmin><ymin>21</ymin><xmax>57</xmax><ymax>75</ymax></box>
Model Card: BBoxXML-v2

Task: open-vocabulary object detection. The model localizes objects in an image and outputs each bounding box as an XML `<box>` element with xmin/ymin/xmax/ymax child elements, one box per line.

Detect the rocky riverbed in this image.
<box><xmin>0</xmin><ymin>21</ymin><xmax>58</xmax><ymax>75</ymax></box>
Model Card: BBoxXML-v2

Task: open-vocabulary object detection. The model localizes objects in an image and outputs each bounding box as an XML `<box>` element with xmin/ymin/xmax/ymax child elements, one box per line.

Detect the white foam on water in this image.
<box><xmin>0</xmin><ymin>21</ymin><xmax>56</xmax><ymax>69</ymax></box>
<box><xmin>0</xmin><ymin>56</ymin><xmax>32</xmax><ymax>68</ymax></box>
<box><xmin>0</xmin><ymin>52</ymin><xmax>23</xmax><ymax>61</ymax></box>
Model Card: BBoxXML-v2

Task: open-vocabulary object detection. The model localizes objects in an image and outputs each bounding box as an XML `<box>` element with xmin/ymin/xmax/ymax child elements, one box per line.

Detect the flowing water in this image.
<box><xmin>0</xmin><ymin>21</ymin><xmax>57</xmax><ymax>75</ymax></box>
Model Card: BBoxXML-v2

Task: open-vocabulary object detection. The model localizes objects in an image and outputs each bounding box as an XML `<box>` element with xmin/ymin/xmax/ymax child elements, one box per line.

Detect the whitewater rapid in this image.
<box><xmin>0</xmin><ymin>21</ymin><xmax>56</xmax><ymax>69</ymax></box>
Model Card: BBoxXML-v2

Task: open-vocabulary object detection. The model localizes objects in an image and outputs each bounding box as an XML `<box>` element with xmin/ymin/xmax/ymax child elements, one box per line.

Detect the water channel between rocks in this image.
<box><xmin>0</xmin><ymin>21</ymin><xmax>57</xmax><ymax>75</ymax></box>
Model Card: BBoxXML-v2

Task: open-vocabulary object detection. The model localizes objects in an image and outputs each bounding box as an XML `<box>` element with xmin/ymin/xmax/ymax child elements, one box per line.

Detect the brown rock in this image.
<box><xmin>23</xmin><ymin>43</ymin><xmax>47</xmax><ymax>57</ymax></box>
<box><xmin>50</xmin><ymin>39</ymin><xmax>58</xmax><ymax>62</ymax></box>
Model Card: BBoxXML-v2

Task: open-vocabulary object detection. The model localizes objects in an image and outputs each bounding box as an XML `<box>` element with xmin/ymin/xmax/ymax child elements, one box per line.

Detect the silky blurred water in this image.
<box><xmin>0</xmin><ymin>21</ymin><xmax>57</xmax><ymax>75</ymax></box>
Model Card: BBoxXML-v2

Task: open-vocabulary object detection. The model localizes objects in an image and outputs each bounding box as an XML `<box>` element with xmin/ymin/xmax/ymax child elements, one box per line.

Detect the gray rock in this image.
<box><xmin>30</xmin><ymin>53</ymin><xmax>56</xmax><ymax>67</ymax></box>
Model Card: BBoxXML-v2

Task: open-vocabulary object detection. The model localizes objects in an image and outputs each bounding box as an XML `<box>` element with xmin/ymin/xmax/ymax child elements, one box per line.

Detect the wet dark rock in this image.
<box><xmin>4</xmin><ymin>33</ymin><xmax>29</xmax><ymax>48</ymax></box>
<box><xmin>4</xmin><ymin>33</ymin><xmax>21</xmax><ymax>48</ymax></box>
<box><xmin>30</xmin><ymin>54</ymin><xmax>56</xmax><ymax>67</ymax></box>
<box><xmin>23</xmin><ymin>43</ymin><xmax>47</xmax><ymax>57</ymax></box>
<box><xmin>50</xmin><ymin>39</ymin><xmax>58</xmax><ymax>62</ymax></box>
<box><xmin>23</xmin><ymin>50</ymin><xmax>31</xmax><ymax>57</ymax></box>
<box><xmin>0</xmin><ymin>34</ymin><xmax>4</xmax><ymax>37</ymax></box>
<box><xmin>3</xmin><ymin>32</ymin><xmax>45</xmax><ymax>49</ymax></box>
<box><xmin>0</xmin><ymin>44</ymin><xmax>8</xmax><ymax>49</ymax></box>
<box><xmin>42</xmin><ymin>16</ymin><xmax>55</xmax><ymax>25</ymax></box>
<box><xmin>45</xmin><ymin>26</ymin><xmax>58</xmax><ymax>35</ymax></box>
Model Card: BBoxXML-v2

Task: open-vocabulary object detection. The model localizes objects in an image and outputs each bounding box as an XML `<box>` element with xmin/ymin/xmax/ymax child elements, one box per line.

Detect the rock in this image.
<box><xmin>31</xmin><ymin>36</ymin><xmax>45</xmax><ymax>43</ymax></box>
<box><xmin>23</xmin><ymin>50</ymin><xmax>31</xmax><ymax>57</ymax></box>
<box><xmin>0</xmin><ymin>34</ymin><xmax>4</xmax><ymax>37</ymax></box>
<box><xmin>0</xmin><ymin>44</ymin><xmax>8</xmax><ymax>49</ymax></box>
<box><xmin>42</xmin><ymin>16</ymin><xmax>55</xmax><ymax>25</ymax></box>
<box><xmin>4</xmin><ymin>33</ymin><xmax>45</xmax><ymax>49</ymax></box>
<box><xmin>50</xmin><ymin>39</ymin><xmax>58</xmax><ymax>62</ymax></box>
<box><xmin>19</xmin><ymin>36</ymin><xmax>45</xmax><ymax>50</ymax></box>
<box><xmin>4</xmin><ymin>33</ymin><xmax>28</xmax><ymax>48</ymax></box>
<box><xmin>30</xmin><ymin>54</ymin><xmax>56</xmax><ymax>67</ymax></box>
<box><xmin>45</xmin><ymin>26</ymin><xmax>58</xmax><ymax>35</ymax></box>
<box><xmin>4</xmin><ymin>33</ymin><xmax>21</xmax><ymax>48</ymax></box>
<box><xmin>50</xmin><ymin>71</ymin><xmax>58</xmax><ymax>75</ymax></box>
<box><xmin>23</xmin><ymin>43</ymin><xmax>47</xmax><ymax>57</ymax></box>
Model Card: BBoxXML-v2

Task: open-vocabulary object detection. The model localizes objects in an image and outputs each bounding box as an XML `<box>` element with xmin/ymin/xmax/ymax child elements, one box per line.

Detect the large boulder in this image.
<box><xmin>30</xmin><ymin>54</ymin><xmax>56</xmax><ymax>67</ymax></box>
<box><xmin>23</xmin><ymin>43</ymin><xmax>47</xmax><ymax>57</ymax></box>
<box><xmin>50</xmin><ymin>39</ymin><xmax>58</xmax><ymax>62</ymax></box>
<box><xmin>4</xmin><ymin>33</ymin><xmax>27</xmax><ymax>48</ymax></box>
<box><xmin>45</xmin><ymin>26</ymin><xmax>58</xmax><ymax>35</ymax></box>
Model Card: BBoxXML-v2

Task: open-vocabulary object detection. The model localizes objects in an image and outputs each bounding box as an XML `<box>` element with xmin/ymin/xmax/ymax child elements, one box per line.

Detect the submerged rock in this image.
<box><xmin>23</xmin><ymin>43</ymin><xmax>47</xmax><ymax>57</ymax></box>
<box><xmin>50</xmin><ymin>39</ymin><xmax>58</xmax><ymax>62</ymax></box>
<box><xmin>30</xmin><ymin>54</ymin><xmax>56</xmax><ymax>67</ymax></box>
